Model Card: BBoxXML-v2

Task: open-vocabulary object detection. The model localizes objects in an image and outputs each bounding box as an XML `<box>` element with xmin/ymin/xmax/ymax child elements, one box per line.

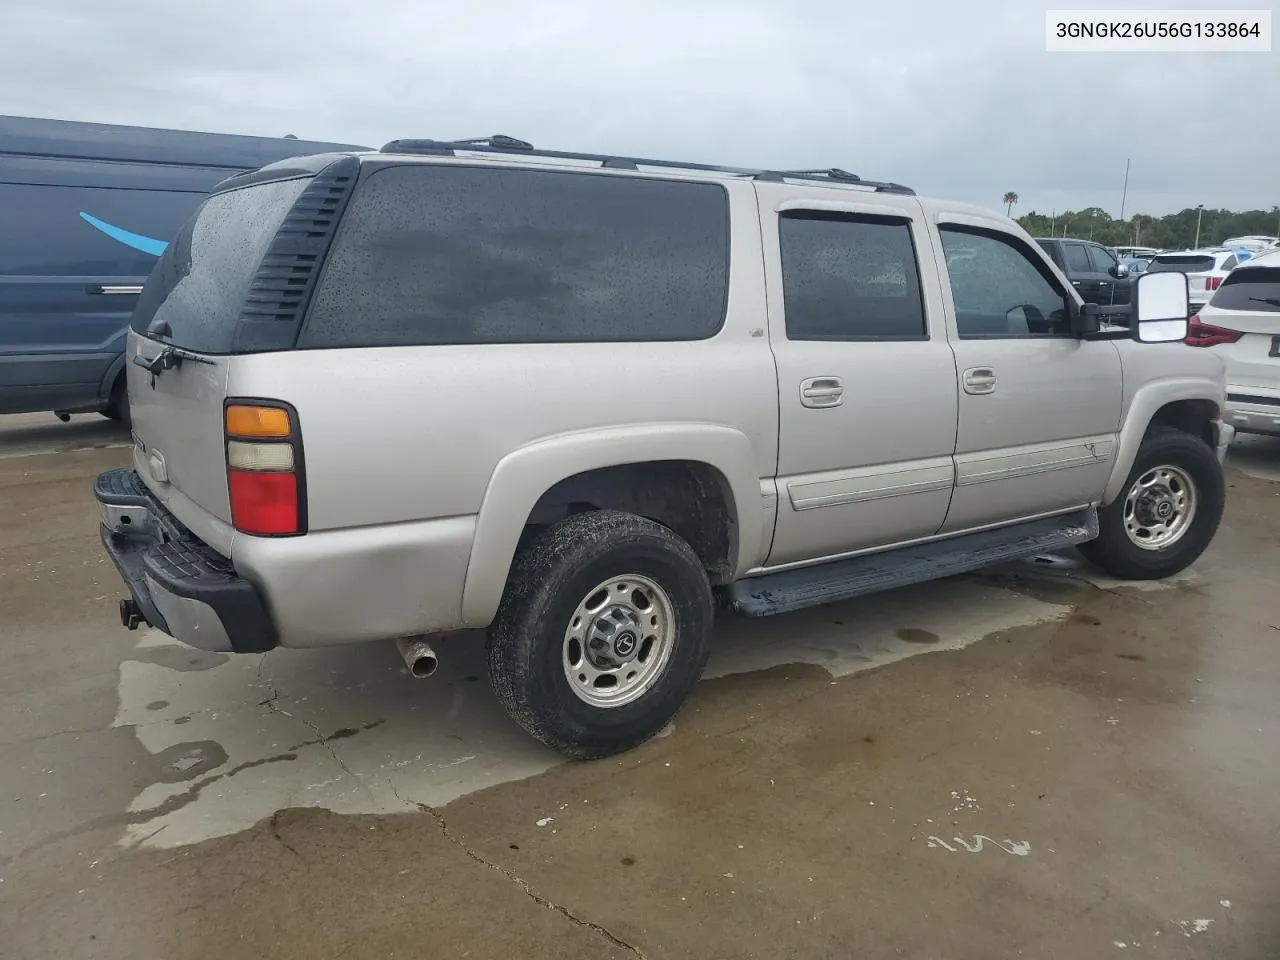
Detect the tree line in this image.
<box><xmin>1010</xmin><ymin>204</ymin><xmax>1280</xmax><ymax>250</ymax></box>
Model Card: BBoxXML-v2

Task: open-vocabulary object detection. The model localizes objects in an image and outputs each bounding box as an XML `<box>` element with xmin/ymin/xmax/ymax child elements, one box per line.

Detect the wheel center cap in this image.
<box><xmin>1155</xmin><ymin>500</ymin><xmax>1174</xmax><ymax>519</ymax></box>
<box><xmin>614</xmin><ymin>632</ymin><xmax>637</xmax><ymax>657</ymax></box>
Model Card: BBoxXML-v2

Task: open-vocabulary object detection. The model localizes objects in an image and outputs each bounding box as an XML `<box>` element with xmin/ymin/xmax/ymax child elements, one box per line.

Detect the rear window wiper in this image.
<box><xmin>133</xmin><ymin>344</ymin><xmax>215</xmax><ymax>381</ymax></box>
<box><xmin>1247</xmin><ymin>296</ymin><xmax>1280</xmax><ymax>308</ymax></box>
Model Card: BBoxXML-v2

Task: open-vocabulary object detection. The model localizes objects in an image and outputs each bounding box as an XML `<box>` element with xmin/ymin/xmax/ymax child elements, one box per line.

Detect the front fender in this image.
<box><xmin>460</xmin><ymin>423</ymin><xmax>764</xmax><ymax>626</ymax></box>
<box><xmin>1103</xmin><ymin>376</ymin><xmax>1226</xmax><ymax>504</ymax></box>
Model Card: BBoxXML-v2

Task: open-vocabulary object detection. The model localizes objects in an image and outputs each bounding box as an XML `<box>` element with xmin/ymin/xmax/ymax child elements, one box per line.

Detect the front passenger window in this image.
<box><xmin>939</xmin><ymin>227</ymin><xmax>1071</xmax><ymax>338</ymax></box>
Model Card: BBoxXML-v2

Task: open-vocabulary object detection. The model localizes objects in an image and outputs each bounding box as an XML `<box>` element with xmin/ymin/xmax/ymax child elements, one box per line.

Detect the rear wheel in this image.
<box><xmin>101</xmin><ymin>375</ymin><xmax>130</xmax><ymax>430</ymax></box>
<box><xmin>1078</xmin><ymin>427</ymin><xmax>1224</xmax><ymax>580</ymax></box>
<box><xmin>487</xmin><ymin>510</ymin><xmax>713</xmax><ymax>759</ymax></box>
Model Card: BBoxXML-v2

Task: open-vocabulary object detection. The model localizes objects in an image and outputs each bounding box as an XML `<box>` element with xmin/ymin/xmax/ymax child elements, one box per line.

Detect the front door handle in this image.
<box><xmin>800</xmin><ymin>376</ymin><xmax>844</xmax><ymax>408</ymax></box>
<box><xmin>962</xmin><ymin>367</ymin><xmax>997</xmax><ymax>395</ymax></box>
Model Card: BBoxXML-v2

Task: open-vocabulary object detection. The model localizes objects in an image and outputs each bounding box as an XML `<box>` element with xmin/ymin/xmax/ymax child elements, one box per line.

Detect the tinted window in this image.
<box><xmin>940</xmin><ymin>227</ymin><xmax>1071</xmax><ymax>338</ymax></box>
<box><xmin>0</xmin><ymin>182</ymin><xmax>203</xmax><ymax>278</ymax></box>
<box><xmin>1062</xmin><ymin>243</ymin><xmax>1092</xmax><ymax>273</ymax></box>
<box><xmin>1221</xmin><ymin>255</ymin><xmax>1238</xmax><ymax>271</ymax></box>
<box><xmin>1087</xmin><ymin>245</ymin><xmax>1118</xmax><ymax>273</ymax></box>
<box><xmin>131</xmin><ymin>177</ymin><xmax>310</xmax><ymax>352</ymax></box>
<box><xmin>300</xmin><ymin>165</ymin><xmax>729</xmax><ymax>347</ymax></box>
<box><xmin>1149</xmin><ymin>255</ymin><xmax>1216</xmax><ymax>274</ymax></box>
<box><xmin>1209</xmin><ymin>267</ymin><xmax>1280</xmax><ymax>312</ymax></box>
<box><xmin>778</xmin><ymin>213</ymin><xmax>926</xmax><ymax>340</ymax></box>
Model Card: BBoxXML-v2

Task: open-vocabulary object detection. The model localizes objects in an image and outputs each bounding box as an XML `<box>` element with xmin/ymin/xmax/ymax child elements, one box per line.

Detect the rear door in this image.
<box><xmin>1085</xmin><ymin>243</ymin><xmax>1127</xmax><ymax>306</ymax></box>
<box><xmin>1149</xmin><ymin>254</ymin><xmax>1218</xmax><ymax>308</ymax></box>
<box><xmin>127</xmin><ymin>172</ymin><xmax>321</xmax><ymax>552</ymax></box>
<box><xmin>760</xmin><ymin>185</ymin><xmax>959</xmax><ymax>566</ymax></box>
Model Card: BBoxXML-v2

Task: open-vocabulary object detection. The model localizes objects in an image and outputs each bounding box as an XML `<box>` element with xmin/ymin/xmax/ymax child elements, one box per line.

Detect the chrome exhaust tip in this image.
<box><xmin>396</xmin><ymin>638</ymin><xmax>438</xmax><ymax>678</ymax></box>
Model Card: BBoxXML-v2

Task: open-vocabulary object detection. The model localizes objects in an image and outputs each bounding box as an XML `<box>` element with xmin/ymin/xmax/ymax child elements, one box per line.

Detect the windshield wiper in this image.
<box><xmin>1247</xmin><ymin>296</ymin><xmax>1280</xmax><ymax>308</ymax></box>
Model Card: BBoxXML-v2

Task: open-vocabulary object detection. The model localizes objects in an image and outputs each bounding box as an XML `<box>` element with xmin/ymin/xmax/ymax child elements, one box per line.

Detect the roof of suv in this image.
<box><xmin>371</xmin><ymin>135</ymin><xmax>919</xmax><ymax>195</ymax></box>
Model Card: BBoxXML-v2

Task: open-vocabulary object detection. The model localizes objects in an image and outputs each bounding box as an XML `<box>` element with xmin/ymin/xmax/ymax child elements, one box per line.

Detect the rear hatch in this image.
<box><xmin>1148</xmin><ymin>254</ymin><xmax>1218</xmax><ymax>307</ymax></box>
<box><xmin>1196</xmin><ymin>266</ymin><xmax>1280</xmax><ymax>393</ymax></box>
<box><xmin>127</xmin><ymin>157</ymin><xmax>356</xmax><ymax>550</ymax></box>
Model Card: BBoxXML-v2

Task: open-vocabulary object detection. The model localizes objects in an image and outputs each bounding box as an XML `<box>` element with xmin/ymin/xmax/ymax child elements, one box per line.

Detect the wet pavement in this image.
<box><xmin>1</xmin><ymin>412</ymin><xmax>1278</xmax><ymax>959</ymax></box>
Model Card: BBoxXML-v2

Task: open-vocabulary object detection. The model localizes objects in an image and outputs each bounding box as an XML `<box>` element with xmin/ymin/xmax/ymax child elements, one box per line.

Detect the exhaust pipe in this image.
<box><xmin>396</xmin><ymin>638</ymin><xmax>439</xmax><ymax>678</ymax></box>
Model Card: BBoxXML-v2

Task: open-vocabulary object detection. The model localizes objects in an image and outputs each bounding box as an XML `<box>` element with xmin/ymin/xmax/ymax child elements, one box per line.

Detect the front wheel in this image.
<box><xmin>487</xmin><ymin>510</ymin><xmax>714</xmax><ymax>759</ymax></box>
<box><xmin>1078</xmin><ymin>427</ymin><xmax>1224</xmax><ymax>580</ymax></box>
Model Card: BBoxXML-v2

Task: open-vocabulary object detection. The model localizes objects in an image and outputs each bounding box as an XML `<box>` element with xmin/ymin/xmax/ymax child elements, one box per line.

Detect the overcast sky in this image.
<box><xmin>3</xmin><ymin>0</ymin><xmax>1275</xmax><ymax>217</ymax></box>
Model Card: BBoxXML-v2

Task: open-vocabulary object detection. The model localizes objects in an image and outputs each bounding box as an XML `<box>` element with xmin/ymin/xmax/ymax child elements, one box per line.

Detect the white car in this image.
<box><xmin>1188</xmin><ymin>248</ymin><xmax>1280</xmax><ymax>437</ymax></box>
<box><xmin>1221</xmin><ymin>235</ymin><xmax>1280</xmax><ymax>256</ymax></box>
<box><xmin>1147</xmin><ymin>249</ymin><xmax>1241</xmax><ymax>315</ymax></box>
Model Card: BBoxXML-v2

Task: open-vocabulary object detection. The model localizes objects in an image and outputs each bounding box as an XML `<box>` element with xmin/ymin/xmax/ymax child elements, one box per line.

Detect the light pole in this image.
<box><xmin>1194</xmin><ymin>204</ymin><xmax>1204</xmax><ymax>248</ymax></box>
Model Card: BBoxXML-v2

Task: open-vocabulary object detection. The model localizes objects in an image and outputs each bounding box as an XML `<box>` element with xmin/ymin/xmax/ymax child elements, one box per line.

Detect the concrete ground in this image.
<box><xmin>1</xmin><ymin>411</ymin><xmax>1278</xmax><ymax>960</ymax></box>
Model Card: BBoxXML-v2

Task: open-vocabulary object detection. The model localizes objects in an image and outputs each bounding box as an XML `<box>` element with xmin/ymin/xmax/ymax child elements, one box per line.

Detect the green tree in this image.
<box><xmin>1003</xmin><ymin>191</ymin><xmax>1019</xmax><ymax>216</ymax></box>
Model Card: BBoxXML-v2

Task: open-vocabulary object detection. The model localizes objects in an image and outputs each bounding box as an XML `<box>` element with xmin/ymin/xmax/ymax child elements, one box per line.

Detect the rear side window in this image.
<box><xmin>1149</xmin><ymin>255</ymin><xmax>1216</xmax><ymax>274</ymax></box>
<box><xmin>1210</xmin><ymin>267</ymin><xmax>1280</xmax><ymax>312</ymax></box>
<box><xmin>131</xmin><ymin>177</ymin><xmax>310</xmax><ymax>352</ymax></box>
<box><xmin>299</xmin><ymin>165</ymin><xmax>730</xmax><ymax>347</ymax></box>
<box><xmin>778</xmin><ymin>212</ymin><xmax>926</xmax><ymax>340</ymax></box>
<box><xmin>1062</xmin><ymin>243</ymin><xmax>1091</xmax><ymax>273</ymax></box>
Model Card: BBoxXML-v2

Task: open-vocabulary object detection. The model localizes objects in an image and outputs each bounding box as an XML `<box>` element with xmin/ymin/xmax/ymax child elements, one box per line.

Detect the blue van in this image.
<box><xmin>0</xmin><ymin>116</ymin><xmax>365</xmax><ymax>423</ymax></box>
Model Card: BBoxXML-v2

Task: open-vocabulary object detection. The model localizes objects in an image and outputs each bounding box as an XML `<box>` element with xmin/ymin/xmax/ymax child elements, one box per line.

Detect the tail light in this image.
<box><xmin>1205</xmin><ymin>276</ymin><xmax>1224</xmax><ymax>291</ymax></box>
<box><xmin>1184</xmin><ymin>315</ymin><xmax>1243</xmax><ymax>348</ymax></box>
<box><xmin>224</xmin><ymin>402</ymin><xmax>305</xmax><ymax>535</ymax></box>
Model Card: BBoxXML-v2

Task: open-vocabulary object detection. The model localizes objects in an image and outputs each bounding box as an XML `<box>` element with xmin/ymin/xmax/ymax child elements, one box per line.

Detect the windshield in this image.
<box><xmin>131</xmin><ymin>176</ymin><xmax>310</xmax><ymax>353</ymax></box>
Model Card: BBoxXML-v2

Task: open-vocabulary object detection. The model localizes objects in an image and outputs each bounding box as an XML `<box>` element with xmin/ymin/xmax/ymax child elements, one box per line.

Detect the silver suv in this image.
<box><xmin>95</xmin><ymin>136</ymin><xmax>1233</xmax><ymax>758</ymax></box>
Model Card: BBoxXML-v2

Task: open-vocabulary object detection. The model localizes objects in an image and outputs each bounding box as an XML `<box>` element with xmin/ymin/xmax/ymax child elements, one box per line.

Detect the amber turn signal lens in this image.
<box><xmin>226</xmin><ymin>405</ymin><xmax>291</xmax><ymax>439</ymax></box>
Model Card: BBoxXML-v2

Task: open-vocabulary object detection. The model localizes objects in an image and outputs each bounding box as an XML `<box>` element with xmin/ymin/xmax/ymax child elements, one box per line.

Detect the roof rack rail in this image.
<box><xmin>377</xmin><ymin>136</ymin><xmax>915</xmax><ymax>195</ymax></box>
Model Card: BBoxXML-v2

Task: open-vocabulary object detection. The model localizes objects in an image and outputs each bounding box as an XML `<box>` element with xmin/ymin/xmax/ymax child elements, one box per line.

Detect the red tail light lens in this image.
<box><xmin>1206</xmin><ymin>276</ymin><xmax>1223</xmax><ymax>291</ymax></box>
<box><xmin>1184</xmin><ymin>315</ymin><xmax>1243</xmax><ymax>347</ymax></box>
<box><xmin>228</xmin><ymin>472</ymin><xmax>299</xmax><ymax>535</ymax></box>
<box><xmin>224</xmin><ymin>402</ymin><xmax>305</xmax><ymax>536</ymax></box>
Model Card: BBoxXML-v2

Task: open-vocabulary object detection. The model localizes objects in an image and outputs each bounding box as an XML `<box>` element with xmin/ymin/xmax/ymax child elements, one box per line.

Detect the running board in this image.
<box><xmin>729</xmin><ymin>507</ymin><xmax>1099</xmax><ymax>617</ymax></box>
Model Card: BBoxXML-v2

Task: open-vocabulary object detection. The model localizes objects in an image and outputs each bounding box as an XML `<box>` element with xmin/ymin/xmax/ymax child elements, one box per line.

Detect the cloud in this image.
<box><xmin>2</xmin><ymin>0</ymin><xmax>1274</xmax><ymax>215</ymax></box>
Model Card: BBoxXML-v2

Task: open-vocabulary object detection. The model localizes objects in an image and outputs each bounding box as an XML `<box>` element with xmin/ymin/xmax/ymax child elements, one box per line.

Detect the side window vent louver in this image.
<box><xmin>232</xmin><ymin>157</ymin><xmax>359</xmax><ymax>352</ymax></box>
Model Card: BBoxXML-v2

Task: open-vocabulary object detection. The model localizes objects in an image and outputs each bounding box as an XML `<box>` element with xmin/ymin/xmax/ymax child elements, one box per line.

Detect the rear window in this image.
<box><xmin>1209</xmin><ymin>267</ymin><xmax>1280</xmax><ymax>313</ymax></box>
<box><xmin>131</xmin><ymin>176</ymin><xmax>310</xmax><ymax>352</ymax></box>
<box><xmin>1148</xmin><ymin>255</ymin><xmax>1216</xmax><ymax>274</ymax></box>
<box><xmin>299</xmin><ymin>164</ymin><xmax>730</xmax><ymax>347</ymax></box>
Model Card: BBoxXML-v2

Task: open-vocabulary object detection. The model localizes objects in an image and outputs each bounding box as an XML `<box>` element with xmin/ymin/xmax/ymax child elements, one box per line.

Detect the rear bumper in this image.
<box><xmin>94</xmin><ymin>468</ymin><xmax>277</xmax><ymax>653</ymax></box>
<box><xmin>1225</xmin><ymin>393</ymin><xmax>1280</xmax><ymax>437</ymax></box>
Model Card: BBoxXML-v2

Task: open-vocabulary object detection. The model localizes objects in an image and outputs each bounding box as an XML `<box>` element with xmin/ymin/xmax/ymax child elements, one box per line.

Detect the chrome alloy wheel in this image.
<box><xmin>562</xmin><ymin>574</ymin><xmax>675</xmax><ymax>707</ymax></box>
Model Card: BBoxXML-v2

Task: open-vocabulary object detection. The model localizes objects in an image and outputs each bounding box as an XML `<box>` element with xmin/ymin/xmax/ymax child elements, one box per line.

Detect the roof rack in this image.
<box><xmin>377</xmin><ymin>136</ymin><xmax>915</xmax><ymax>195</ymax></box>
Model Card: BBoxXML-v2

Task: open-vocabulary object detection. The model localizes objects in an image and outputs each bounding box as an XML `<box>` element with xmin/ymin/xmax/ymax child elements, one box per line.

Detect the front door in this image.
<box><xmin>931</xmin><ymin>218</ymin><xmax>1123</xmax><ymax>532</ymax></box>
<box><xmin>760</xmin><ymin>185</ymin><xmax>959</xmax><ymax>567</ymax></box>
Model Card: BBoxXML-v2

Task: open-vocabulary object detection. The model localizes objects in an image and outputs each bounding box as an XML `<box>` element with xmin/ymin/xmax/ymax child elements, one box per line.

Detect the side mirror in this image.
<box><xmin>1109</xmin><ymin>263</ymin><xmax>1130</xmax><ymax>279</ymax></box>
<box><xmin>1131</xmin><ymin>271</ymin><xmax>1189</xmax><ymax>343</ymax></box>
<box><xmin>1069</xmin><ymin>299</ymin><xmax>1100</xmax><ymax>337</ymax></box>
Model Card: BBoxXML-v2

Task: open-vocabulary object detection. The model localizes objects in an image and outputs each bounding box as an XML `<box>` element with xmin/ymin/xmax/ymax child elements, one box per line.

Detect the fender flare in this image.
<box><xmin>1102</xmin><ymin>377</ymin><xmax>1225</xmax><ymax>504</ymax></box>
<box><xmin>460</xmin><ymin>423</ymin><xmax>763</xmax><ymax>626</ymax></box>
<box><xmin>97</xmin><ymin>351</ymin><xmax>127</xmax><ymax>402</ymax></box>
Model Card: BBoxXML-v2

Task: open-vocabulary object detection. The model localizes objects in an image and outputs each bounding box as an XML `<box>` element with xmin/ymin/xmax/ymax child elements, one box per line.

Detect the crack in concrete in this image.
<box><xmin>257</xmin><ymin>656</ymin><xmax>379</xmax><ymax>806</ymax></box>
<box><xmin>385</xmin><ymin>778</ymin><xmax>644</xmax><ymax>959</ymax></box>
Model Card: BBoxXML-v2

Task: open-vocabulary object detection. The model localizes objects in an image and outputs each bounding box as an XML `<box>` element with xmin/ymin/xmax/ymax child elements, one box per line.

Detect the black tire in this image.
<box><xmin>487</xmin><ymin>509</ymin><xmax>714</xmax><ymax>759</ymax></box>
<box><xmin>101</xmin><ymin>375</ymin><xmax>131</xmax><ymax>430</ymax></box>
<box><xmin>1078</xmin><ymin>427</ymin><xmax>1224</xmax><ymax>580</ymax></box>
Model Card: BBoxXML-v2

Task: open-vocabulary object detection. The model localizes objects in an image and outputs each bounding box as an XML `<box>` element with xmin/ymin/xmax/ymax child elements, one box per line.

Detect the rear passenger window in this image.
<box><xmin>1063</xmin><ymin>244</ymin><xmax>1092</xmax><ymax>273</ymax></box>
<box><xmin>300</xmin><ymin>165</ymin><xmax>730</xmax><ymax>346</ymax></box>
<box><xmin>778</xmin><ymin>212</ymin><xmax>927</xmax><ymax>340</ymax></box>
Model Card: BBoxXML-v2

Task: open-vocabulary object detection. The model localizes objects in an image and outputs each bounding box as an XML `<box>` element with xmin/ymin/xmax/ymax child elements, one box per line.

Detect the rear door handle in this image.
<box><xmin>962</xmin><ymin>367</ymin><xmax>997</xmax><ymax>395</ymax></box>
<box><xmin>800</xmin><ymin>376</ymin><xmax>844</xmax><ymax>408</ymax></box>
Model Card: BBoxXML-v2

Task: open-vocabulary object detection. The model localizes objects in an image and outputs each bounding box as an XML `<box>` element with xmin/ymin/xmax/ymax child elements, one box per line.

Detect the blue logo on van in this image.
<box><xmin>78</xmin><ymin>212</ymin><xmax>169</xmax><ymax>256</ymax></box>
